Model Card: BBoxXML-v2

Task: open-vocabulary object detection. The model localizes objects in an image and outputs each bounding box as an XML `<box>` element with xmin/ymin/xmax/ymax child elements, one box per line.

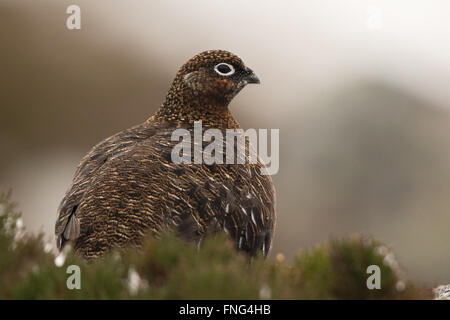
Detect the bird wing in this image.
<box><xmin>56</xmin><ymin>124</ymin><xmax>276</xmax><ymax>258</ymax></box>
<box><xmin>55</xmin><ymin>121</ymin><xmax>158</xmax><ymax>250</ymax></box>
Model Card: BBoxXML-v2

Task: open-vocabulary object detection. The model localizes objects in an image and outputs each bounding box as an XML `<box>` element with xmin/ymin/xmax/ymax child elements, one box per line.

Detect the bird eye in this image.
<box><xmin>214</xmin><ymin>63</ymin><xmax>235</xmax><ymax>76</ymax></box>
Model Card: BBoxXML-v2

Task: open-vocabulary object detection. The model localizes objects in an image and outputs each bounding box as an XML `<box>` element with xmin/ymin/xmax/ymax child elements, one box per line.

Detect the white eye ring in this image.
<box><xmin>214</xmin><ymin>63</ymin><xmax>235</xmax><ymax>76</ymax></box>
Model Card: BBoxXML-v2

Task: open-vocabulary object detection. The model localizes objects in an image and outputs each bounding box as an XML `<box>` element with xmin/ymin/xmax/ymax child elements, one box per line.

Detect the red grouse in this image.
<box><xmin>55</xmin><ymin>50</ymin><xmax>276</xmax><ymax>259</ymax></box>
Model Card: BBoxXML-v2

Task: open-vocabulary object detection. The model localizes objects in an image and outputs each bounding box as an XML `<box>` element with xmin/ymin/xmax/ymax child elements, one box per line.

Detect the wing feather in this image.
<box><xmin>55</xmin><ymin>121</ymin><xmax>158</xmax><ymax>250</ymax></box>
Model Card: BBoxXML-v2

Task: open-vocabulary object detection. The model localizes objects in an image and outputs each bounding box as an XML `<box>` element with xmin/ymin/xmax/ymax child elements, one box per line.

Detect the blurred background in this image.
<box><xmin>1</xmin><ymin>0</ymin><xmax>450</xmax><ymax>285</ymax></box>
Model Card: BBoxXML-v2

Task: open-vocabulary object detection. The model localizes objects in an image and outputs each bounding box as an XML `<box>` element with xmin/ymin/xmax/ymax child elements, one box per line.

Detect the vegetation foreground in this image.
<box><xmin>0</xmin><ymin>192</ymin><xmax>431</xmax><ymax>299</ymax></box>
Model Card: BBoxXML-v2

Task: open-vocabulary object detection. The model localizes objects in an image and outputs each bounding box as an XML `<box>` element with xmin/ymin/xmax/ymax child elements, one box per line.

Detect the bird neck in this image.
<box><xmin>152</xmin><ymin>82</ymin><xmax>240</xmax><ymax>129</ymax></box>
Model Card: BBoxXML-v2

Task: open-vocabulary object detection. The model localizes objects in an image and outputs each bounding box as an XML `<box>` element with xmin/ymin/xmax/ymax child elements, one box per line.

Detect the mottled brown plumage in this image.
<box><xmin>55</xmin><ymin>50</ymin><xmax>276</xmax><ymax>259</ymax></box>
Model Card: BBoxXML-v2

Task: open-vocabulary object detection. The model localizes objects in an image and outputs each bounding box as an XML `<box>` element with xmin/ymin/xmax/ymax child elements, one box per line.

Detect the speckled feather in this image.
<box><xmin>55</xmin><ymin>50</ymin><xmax>276</xmax><ymax>259</ymax></box>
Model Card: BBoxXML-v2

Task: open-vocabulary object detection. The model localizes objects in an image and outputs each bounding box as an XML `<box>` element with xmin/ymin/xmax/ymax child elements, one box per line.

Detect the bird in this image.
<box><xmin>55</xmin><ymin>50</ymin><xmax>276</xmax><ymax>259</ymax></box>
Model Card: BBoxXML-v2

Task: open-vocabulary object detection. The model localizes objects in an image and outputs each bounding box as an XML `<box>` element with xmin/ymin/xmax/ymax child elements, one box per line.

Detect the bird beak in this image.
<box><xmin>233</xmin><ymin>68</ymin><xmax>260</xmax><ymax>97</ymax></box>
<box><xmin>243</xmin><ymin>69</ymin><xmax>260</xmax><ymax>84</ymax></box>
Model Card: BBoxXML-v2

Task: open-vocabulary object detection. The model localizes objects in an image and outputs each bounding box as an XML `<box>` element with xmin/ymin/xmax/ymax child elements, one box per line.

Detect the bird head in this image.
<box><xmin>156</xmin><ymin>50</ymin><xmax>260</xmax><ymax>127</ymax></box>
<box><xmin>174</xmin><ymin>50</ymin><xmax>260</xmax><ymax>107</ymax></box>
